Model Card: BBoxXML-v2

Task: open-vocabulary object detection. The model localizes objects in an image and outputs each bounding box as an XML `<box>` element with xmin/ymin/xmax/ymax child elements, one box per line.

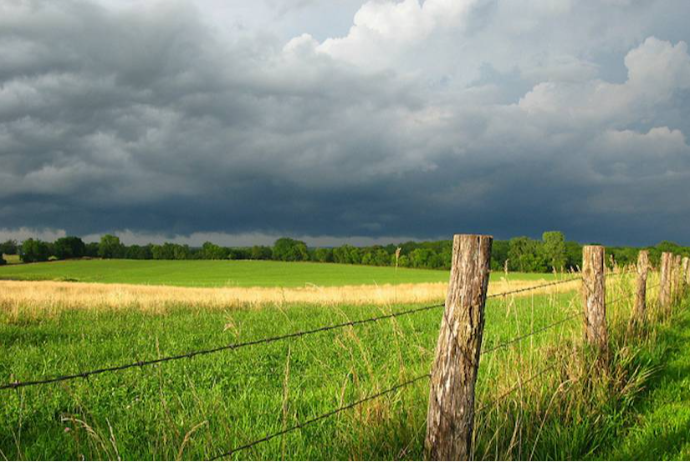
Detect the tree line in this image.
<box><xmin>1</xmin><ymin>232</ymin><xmax>688</xmax><ymax>273</ymax></box>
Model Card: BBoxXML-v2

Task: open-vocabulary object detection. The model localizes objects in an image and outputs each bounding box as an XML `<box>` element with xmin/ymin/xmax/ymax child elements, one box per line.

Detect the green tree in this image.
<box><xmin>98</xmin><ymin>235</ymin><xmax>124</xmax><ymax>259</ymax></box>
<box><xmin>21</xmin><ymin>238</ymin><xmax>51</xmax><ymax>263</ymax></box>
<box><xmin>173</xmin><ymin>244</ymin><xmax>191</xmax><ymax>260</ymax></box>
<box><xmin>0</xmin><ymin>255</ymin><xmax>6</xmax><ymax>265</ymax></box>
<box><xmin>54</xmin><ymin>236</ymin><xmax>86</xmax><ymax>260</ymax></box>
<box><xmin>125</xmin><ymin>245</ymin><xmax>152</xmax><ymax>260</ymax></box>
<box><xmin>0</xmin><ymin>240</ymin><xmax>18</xmax><ymax>255</ymax></box>
<box><xmin>315</xmin><ymin>248</ymin><xmax>333</xmax><ymax>263</ymax></box>
<box><xmin>152</xmin><ymin>243</ymin><xmax>176</xmax><ymax>260</ymax></box>
<box><xmin>250</xmin><ymin>245</ymin><xmax>272</xmax><ymax>260</ymax></box>
<box><xmin>201</xmin><ymin>242</ymin><xmax>227</xmax><ymax>260</ymax></box>
<box><xmin>508</xmin><ymin>237</ymin><xmax>547</xmax><ymax>272</ymax></box>
<box><xmin>273</xmin><ymin>238</ymin><xmax>309</xmax><ymax>261</ymax></box>
<box><xmin>542</xmin><ymin>231</ymin><xmax>567</xmax><ymax>272</ymax></box>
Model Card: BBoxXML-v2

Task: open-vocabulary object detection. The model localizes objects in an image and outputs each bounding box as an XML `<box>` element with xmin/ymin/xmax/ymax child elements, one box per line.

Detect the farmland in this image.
<box><xmin>0</xmin><ymin>259</ymin><xmax>555</xmax><ymax>287</ymax></box>
<box><xmin>0</xmin><ymin>264</ymin><xmax>683</xmax><ymax>460</ymax></box>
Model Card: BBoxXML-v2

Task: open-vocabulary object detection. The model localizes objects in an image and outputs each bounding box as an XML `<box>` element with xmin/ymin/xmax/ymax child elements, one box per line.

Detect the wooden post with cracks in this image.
<box><xmin>425</xmin><ymin>234</ymin><xmax>492</xmax><ymax>461</ymax></box>
<box><xmin>659</xmin><ymin>252</ymin><xmax>673</xmax><ymax>313</ymax></box>
<box><xmin>673</xmin><ymin>255</ymin><xmax>682</xmax><ymax>302</ymax></box>
<box><xmin>582</xmin><ymin>246</ymin><xmax>608</xmax><ymax>357</ymax></box>
<box><xmin>680</xmin><ymin>257</ymin><xmax>690</xmax><ymax>296</ymax></box>
<box><xmin>634</xmin><ymin>250</ymin><xmax>649</xmax><ymax>323</ymax></box>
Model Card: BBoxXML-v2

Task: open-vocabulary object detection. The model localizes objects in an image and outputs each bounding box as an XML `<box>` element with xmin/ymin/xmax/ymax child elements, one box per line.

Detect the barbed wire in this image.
<box><xmin>476</xmin><ymin>347</ymin><xmax>579</xmax><ymax>414</ymax></box>
<box><xmin>0</xmin><ymin>303</ymin><xmax>444</xmax><ymax>391</ymax></box>
<box><xmin>210</xmin><ymin>373</ymin><xmax>430</xmax><ymax>460</ymax></box>
<box><xmin>487</xmin><ymin>276</ymin><xmax>581</xmax><ymax>300</ymax></box>
<box><xmin>481</xmin><ymin>311</ymin><xmax>582</xmax><ymax>356</ymax></box>
<box><xmin>1</xmin><ymin>276</ymin><xmax>587</xmax><ymax>391</ymax></box>
<box><xmin>606</xmin><ymin>281</ymin><xmax>661</xmax><ymax>306</ymax></box>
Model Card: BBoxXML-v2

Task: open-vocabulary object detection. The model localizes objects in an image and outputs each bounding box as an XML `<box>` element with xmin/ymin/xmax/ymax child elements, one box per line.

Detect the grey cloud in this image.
<box><xmin>1</xmin><ymin>0</ymin><xmax>690</xmax><ymax>246</ymax></box>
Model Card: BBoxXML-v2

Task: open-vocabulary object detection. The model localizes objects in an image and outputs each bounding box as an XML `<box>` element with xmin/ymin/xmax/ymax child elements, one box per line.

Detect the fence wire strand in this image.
<box><xmin>1</xmin><ymin>276</ymin><xmax>586</xmax><ymax>391</ymax></box>
<box><xmin>476</xmin><ymin>347</ymin><xmax>580</xmax><ymax>414</ymax></box>
<box><xmin>481</xmin><ymin>311</ymin><xmax>582</xmax><ymax>356</ymax></box>
<box><xmin>0</xmin><ymin>303</ymin><xmax>443</xmax><ymax>391</ymax></box>
<box><xmin>486</xmin><ymin>276</ymin><xmax>581</xmax><ymax>300</ymax></box>
<box><xmin>210</xmin><ymin>373</ymin><xmax>430</xmax><ymax>460</ymax></box>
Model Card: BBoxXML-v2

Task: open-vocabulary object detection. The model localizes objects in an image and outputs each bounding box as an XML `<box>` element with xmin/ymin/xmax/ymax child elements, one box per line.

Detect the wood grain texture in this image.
<box><xmin>659</xmin><ymin>252</ymin><xmax>673</xmax><ymax>312</ymax></box>
<box><xmin>634</xmin><ymin>250</ymin><xmax>649</xmax><ymax>322</ymax></box>
<box><xmin>582</xmin><ymin>246</ymin><xmax>607</xmax><ymax>354</ymax></box>
<box><xmin>424</xmin><ymin>234</ymin><xmax>492</xmax><ymax>461</ymax></box>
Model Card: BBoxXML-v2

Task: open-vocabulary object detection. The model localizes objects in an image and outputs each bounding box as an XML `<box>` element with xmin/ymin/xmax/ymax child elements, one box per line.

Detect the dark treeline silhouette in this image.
<box><xmin>1</xmin><ymin>233</ymin><xmax>687</xmax><ymax>273</ymax></box>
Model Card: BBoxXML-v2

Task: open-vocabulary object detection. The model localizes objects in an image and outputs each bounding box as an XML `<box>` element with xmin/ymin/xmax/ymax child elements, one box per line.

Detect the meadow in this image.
<box><xmin>0</xmin><ymin>259</ymin><xmax>555</xmax><ymax>287</ymax></box>
<box><xmin>1</xmin><ymin>267</ymin><xmax>683</xmax><ymax>460</ymax></box>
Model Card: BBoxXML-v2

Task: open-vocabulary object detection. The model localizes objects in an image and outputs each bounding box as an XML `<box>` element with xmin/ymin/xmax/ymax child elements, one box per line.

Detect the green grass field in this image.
<box><xmin>0</xmin><ymin>259</ymin><xmax>554</xmax><ymax>287</ymax></box>
<box><xmin>1</xmin><ymin>274</ymin><xmax>680</xmax><ymax>460</ymax></box>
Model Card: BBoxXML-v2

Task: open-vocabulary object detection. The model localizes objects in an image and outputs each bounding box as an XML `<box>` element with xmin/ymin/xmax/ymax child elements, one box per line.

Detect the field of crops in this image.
<box><xmin>0</xmin><ymin>268</ymin><xmax>676</xmax><ymax>460</ymax></box>
<box><xmin>0</xmin><ymin>259</ymin><xmax>556</xmax><ymax>287</ymax></box>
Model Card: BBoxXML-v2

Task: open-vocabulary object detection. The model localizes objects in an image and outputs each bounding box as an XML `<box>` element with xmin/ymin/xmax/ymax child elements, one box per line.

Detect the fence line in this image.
<box><xmin>481</xmin><ymin>311</ymin><xmax>582</xmax><ymax>356</ymax></box>
<box><xmin>210</xmin><ymin>373</ymin><xmax>431</xmax><ymax>460</ymax></box>
<box><xmin>475</xmin><ymin>347</ymin><xmax>580</xmax><ymax>414</ymax></box>
<box><xmin>3</xmin><ymin>241</ymin><xmax>684</xmax><ymax>461</ymax></box>
<box><xmin>486</xmin><ymin>276</ymin><xmax>581</xmax><ymax>299</ymax></box>
<box><xmin>0</xmin><ymin>277</ymin><xmax>583</xmax><ymax>392</ymax></box>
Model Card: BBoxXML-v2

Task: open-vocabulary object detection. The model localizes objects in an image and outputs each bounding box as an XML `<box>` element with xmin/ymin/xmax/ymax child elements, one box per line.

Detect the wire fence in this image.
<box><xmin>2</xmin><ymin>266</ymin><xmax>669</xmax><ymax>461</ymax></box>
<box><xmin>0</xmin><ymin>276</ymin><xmax>581</xmax><ymax>392</ymax></box>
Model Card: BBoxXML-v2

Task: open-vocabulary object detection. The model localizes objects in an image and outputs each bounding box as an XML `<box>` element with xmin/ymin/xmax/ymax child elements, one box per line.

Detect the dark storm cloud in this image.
<box><xmin>2</xmin><ymin>0</ymin><xmax>690</xmax><ymax>246</ymax></box>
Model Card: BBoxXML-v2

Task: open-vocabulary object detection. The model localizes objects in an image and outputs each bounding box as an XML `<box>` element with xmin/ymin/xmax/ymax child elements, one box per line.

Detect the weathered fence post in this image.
<box><xmin>634</xmin><ymin>250</ymin><xmax>649</xmax><ymax>322</ymax></box>
<box><xmin>582</xmin><ymin>246</ymin><xmax>608</xmax><ymax>356</ymax></box>
<box><xmin>425</xmin><ymin>234</ymin><xmax>492</xmax><ymax>461</ymax></box>
<box><xmin>673</xmin><ymin>255</ymin><xmax>682</xmax><ymax>302</ymax></box>
<box><xmin>659</xmin><ymin>252</ymin><xmax>673</xmax><ymax>313</ymax></box>
<box><xmin>680</xmin><ymin>257</ymin><xmax>690</xmax><ymax>295</ymax></box>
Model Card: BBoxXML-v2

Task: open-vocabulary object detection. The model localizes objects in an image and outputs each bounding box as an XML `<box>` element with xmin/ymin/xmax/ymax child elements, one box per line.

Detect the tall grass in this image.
<box><xmin>0</xmin><ymin>270</ymin><xmax>680</xmax><ymax>460</ymax></box>
<box><xmin>0</xmin><ymin>278</ymin><xmax>575</xmax><ymax>315</ymax></box>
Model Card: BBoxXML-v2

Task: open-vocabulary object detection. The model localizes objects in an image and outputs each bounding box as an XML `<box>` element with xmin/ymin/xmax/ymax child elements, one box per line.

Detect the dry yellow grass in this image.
<box><xmin>0</xmin><ymin>277</ymin><xmax>579</xmax><ymax>317</ymax></box>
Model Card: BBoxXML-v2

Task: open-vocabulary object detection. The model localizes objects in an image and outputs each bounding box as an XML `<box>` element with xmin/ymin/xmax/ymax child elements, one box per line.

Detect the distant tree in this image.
<box><xmin>201</xmin><ymin>242</ymin><xmax>227</xmax><ymax>260</ymax></box>
<box><xmin>564</xmin><ymin>241</ymin><xmax>583</xmax><ymax>271</ymax></box>
<box><xmin>273</xmin><ymin>238</ymin><xmax>309</xmax><ymax>262</ymax></box>
<box><xmin>491</xmin><ymin>240</ymin><xmax>510</xmax><ymax>271</ymax></box>
<box><xmin>333</xmin><ymin>245</ymin><xmax>362</xmax><ymax>264</ymax></box>
<box><xmin>508</xmin><ymin>237</ymin><xmax>547</xmax><ymax>272</ymax></box>
<box><xmin>314</xmin><ymin>248</ymin><xmax>333</xmax><ymax>263</ymax></box>
<box><xmin>542</xmin><ymin>231</ymin><xmax>567</xmax><ymax>272</ymax></box>
<box><xmin>0</xmin><ymin>255</ymin><xmax>6</xmax><ymax>266</ymax></box>
<box><xmin>98</xmin><ymin>235</ymin><xmax>124</xmax><ymax>259</ymax></box>
<box><xmin>250</xmin><ymin>245</ymin><xmax>273</xmax><ymax>260</ymax></box>
<box><xmin>54</xmin><ymin>236</ymin><xmax>86</xmax><ymax>260</ymax></box>
<box><xmin>152</xmin><ymin>243</ymin><xmax>175</xmax><ymax>260</ymax></box>
<box><xmin>173</xmin><ymin>244</ymin><xmax>190</xmax><ymax>260</ymax></box>
<box><xmin>85</xmin><ymin>242</ymin><xmax>100</xmax><ymax>258</ymax></box>
<box><xmin>125</xmin><ymin>244</ymin><xmax>152</xmax><ymax>260</ymax></box>
<box><xmin>20</xmin><ymin>238</ymin><xmax>51</xmax><ymax>263</ymax></box>
<box><xmin>228</xmin><ymin>248</ymin><xmax>250</xmax><ymax>260</ymax></box>
<box><xmin>0</xmin><ymin>240</ymin><xmax>18</xmax><ymax>255</ymax></box>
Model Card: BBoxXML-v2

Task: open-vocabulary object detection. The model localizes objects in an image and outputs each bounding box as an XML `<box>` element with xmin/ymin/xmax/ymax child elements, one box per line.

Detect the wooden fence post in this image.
<box><xmin>680</xmin><ymin>257</ymin><xmax>690</xmax><ymax>296</ymax></box>
<box><xmin>582</xmin><ymin>246</ymin><xmax>607</xmax><ymax>355</ymax></box>
<box><xmin>673</xmin><ymin>255</ymin><xmax>682</xmax><ymax>302</ymax></box>
<box><xmin>659</xmin><ymin>252</ymin><xmax>673</xmax><ymax>312</ymax></box>
<box><xmin>425</xmin><ymin>234</ymin><xmax>492</xmax><ymax>461</ymax></box>
<box><xmin>634</xmin><ymin>250</ymin><xmax>649</xmax><ymax>322</ymax></box>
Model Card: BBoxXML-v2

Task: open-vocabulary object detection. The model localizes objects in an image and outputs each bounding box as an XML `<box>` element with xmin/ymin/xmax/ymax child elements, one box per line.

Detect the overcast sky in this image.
<box><xmin>1</xmin><ymin>0</ymin><xmax>690</xmax><ymax>246</ymax></box>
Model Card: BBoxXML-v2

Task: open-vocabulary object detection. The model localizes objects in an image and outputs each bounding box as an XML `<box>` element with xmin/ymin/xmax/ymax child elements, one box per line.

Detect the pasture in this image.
<box><xmin>0</xmin><ymin>259</ymin><xmax>553</xmax><ymax>288</ymax></box>
<box><xmin>0</xmin><ymin>267</ymin><xmax>680</xmax><ymax>460</ymax></box>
